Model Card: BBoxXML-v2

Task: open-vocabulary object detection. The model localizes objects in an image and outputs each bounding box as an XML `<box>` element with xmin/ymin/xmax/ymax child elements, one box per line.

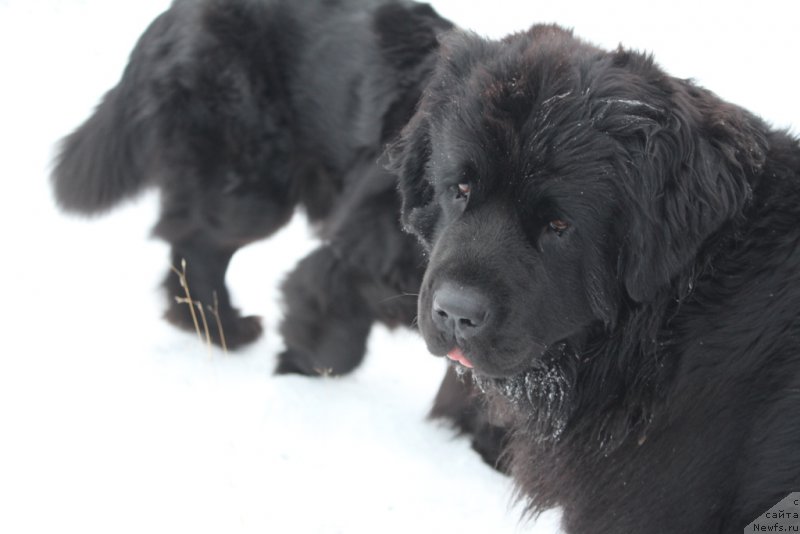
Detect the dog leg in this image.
<box><xmin>153</xmin><ymin>149</ymin><xmax>297</xmax><ymax>349</ymax></box>
<box><xmin>162</xmin><ymin>234</ymin><xmax>263</xmax><ymax>349</ymax></box>
<box><xmin>275</xmin><ymin>245</ymin><xmax>373</xmax><ymax>376</ymax></box>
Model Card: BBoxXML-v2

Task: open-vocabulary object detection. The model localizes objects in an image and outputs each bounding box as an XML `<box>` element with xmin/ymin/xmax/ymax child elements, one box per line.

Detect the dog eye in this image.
<box><xmin>548</xmin><ymin>219</ymin><xmax>569</xmax><ymax>235</ymax></box>
<box><xmin>455</xmin><ymin>183</ymin><xmax>471</xmax><ymax>200</ymax></box>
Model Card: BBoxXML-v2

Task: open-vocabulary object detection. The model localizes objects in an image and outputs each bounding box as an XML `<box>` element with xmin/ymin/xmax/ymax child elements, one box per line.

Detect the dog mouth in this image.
<box><xmin>446</xmin><ymin>346</ymin><xmax>474</xmax><ymax>368</ymax></box>
<box><xmin>441</xmin><ymin>340</ymin><xmax>551</xmax><ymax>379</ymax></box>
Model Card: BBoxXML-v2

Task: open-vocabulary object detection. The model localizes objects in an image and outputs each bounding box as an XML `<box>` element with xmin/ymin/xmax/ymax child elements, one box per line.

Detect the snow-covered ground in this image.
<box><xmin>0</xmin><ymin>1</ymin><xmax>797</xmax><ymax>533</ymax></box>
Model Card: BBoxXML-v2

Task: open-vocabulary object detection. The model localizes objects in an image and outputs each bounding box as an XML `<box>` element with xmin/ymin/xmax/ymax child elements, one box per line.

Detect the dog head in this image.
<box><xmin>389</xmin><ymin>25</ymin><xmax>765</xmax><ymax>378</ymax></box>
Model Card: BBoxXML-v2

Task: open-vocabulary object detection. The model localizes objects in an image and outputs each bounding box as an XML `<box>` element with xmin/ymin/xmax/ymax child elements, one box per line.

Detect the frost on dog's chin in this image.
<box><xmin>472</xmin><ymin>343</ymin><xmax>575</xmax><ymax>442</ymax></box>
<box><xmin>453</xmin><ymin>362</ymin><xmax>471</xmax><ymax>380</ymax></box>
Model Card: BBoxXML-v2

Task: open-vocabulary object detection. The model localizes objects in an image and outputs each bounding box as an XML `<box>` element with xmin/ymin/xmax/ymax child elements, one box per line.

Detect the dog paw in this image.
<box><xmin>274</xmin><ymin>349</ymin><xmax>334</xmax><ymax>377</ymax></box>
<box><xmin>222</xmin><ymin>315</ymin><xmax>263</xmax><ymax>349</ymax></box>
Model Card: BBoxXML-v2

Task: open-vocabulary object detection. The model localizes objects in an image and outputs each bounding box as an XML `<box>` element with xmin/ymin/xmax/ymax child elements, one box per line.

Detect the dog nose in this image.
<box><xmin>431</xmin><ymin>283</ymin><xmax>489</xmax><ymax>340</ymax></box>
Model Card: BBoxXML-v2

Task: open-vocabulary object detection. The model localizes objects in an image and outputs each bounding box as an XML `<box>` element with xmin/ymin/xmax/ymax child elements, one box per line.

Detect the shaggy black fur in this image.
<box><xmin>391</xmin><ymin>24</ymin><xmax>800</xmax><ymax>532</ymax></box>
<box><xmin>52</xmin><ymin>0</ymin><xmax>451</xmax><ymax>372</ymax></box>
<box><xmin>53</xmin><ymin>2</ymin><xmax>800</xmax><ymax>531</ymax></box>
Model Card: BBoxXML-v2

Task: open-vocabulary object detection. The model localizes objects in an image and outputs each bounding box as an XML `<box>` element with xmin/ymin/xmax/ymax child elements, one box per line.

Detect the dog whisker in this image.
<box><xmin>377</xmin><ymin>292</ymin><xmax>419</xmax><ymax>305</ymax></box>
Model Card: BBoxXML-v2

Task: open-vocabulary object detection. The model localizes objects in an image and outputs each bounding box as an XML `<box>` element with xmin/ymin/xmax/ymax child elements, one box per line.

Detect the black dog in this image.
<box><xmin>52</xmin><ymin>0</ymin><xmax>505</xmax><ymax>476</ymax></box>
<box><xmin>52</xmin><ymin>0</ymin><xmax>451</xmax><ymax>374</ymax></box>
<box><xmin>391</xmin><ymin>24</ymin><xmax>800</xmax><ymax>532</ymax></box>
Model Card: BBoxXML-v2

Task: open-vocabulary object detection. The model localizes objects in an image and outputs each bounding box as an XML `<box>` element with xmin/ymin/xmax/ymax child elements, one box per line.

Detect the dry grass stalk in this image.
<box><xmin>171</xmin><ymin>259</ymin><xmax>227</xmax><ymax>358</ymax></box>
<box><xmin>194</xmin><ymin>300</ymin><xmax>212</xmax><ymax>359</ymax></box>
<box><xmin>207</xmin><ymin>291</ymin><xmax>229</xmax><ymax>355</ymax></box>
<box><xmin>170</xmin><ymin>259</ymin><xmax>202</xmax><ymax>343</ymax></box>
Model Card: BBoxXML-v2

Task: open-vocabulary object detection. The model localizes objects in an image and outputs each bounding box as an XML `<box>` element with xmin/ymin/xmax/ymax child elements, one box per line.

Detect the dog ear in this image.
<box><xmin>386</xmin><ymin>113</ymin><xmax>438</xmax><ymax>246</ymax></box>
<box><xmin>600</xmin><ymin>80</ymin><xmax>766</xmax><ymax>302</ymax></box>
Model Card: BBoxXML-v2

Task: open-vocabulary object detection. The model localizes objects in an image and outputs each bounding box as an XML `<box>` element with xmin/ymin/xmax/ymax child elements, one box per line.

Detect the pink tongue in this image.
<box><xmin>447</xmin><ymin>347</ymin><xmax>473</xmax><ymax>368</ymax></box>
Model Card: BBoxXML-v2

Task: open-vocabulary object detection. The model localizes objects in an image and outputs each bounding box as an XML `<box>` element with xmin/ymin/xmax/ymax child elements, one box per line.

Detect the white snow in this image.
<box><xmin>0</xmin><ymin>1</ymin><xmax>796</xmax><ymax>533</ymax></box>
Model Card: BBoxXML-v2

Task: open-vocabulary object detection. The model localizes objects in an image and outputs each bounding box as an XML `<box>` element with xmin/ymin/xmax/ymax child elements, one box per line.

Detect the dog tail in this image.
<box><xmin>51</xmin><ymin>83</ymin><xmax>153</xmax><ymax>215</ymax></box>
<box><xmin>50</xmin><ymin>8</ymin><xmax>177</xmax><ymax>215</ymax></box>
